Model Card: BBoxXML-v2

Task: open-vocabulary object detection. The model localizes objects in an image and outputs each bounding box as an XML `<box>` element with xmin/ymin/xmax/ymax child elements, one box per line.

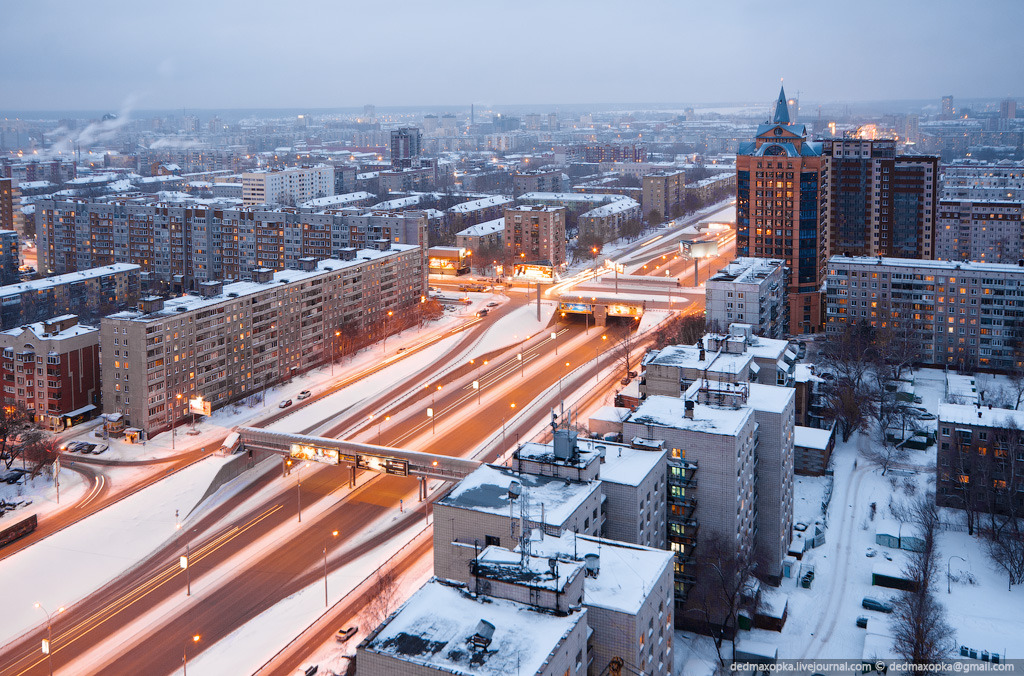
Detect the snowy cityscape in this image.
<box><xmin>1</xmin><ymin>2</ymin><xmax>1024</xmax><ymax>675</ymax></box>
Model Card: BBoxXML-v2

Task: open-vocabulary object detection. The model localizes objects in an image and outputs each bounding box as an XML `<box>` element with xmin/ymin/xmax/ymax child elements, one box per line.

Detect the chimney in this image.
<box><xmin>139</xmin><ymin>296</ymin><xmax>164</xmax><ymax>313</ymax></box>
<box><xmin>699</xmin><ymin>347</ymin><xmax>706</xmax><ymax>362</ymax></box>
<box><xmin>978</xmin><ymin>411</ymin><xmax>983</xmax><ymax>418</ymax></box>
<box><xmin>297</xmin><ymin>256</ymin><xmax>317</xmax><ymax>271</ymax></box>
<box><xmin>685</xmin><ymin>399</ymin><xmax>695</xmax><ymax>419</ymax></box>
<box><xmin>338</xmin><ymin>247</ymin><xmax>357</xmax><ymax>261</ymax></box>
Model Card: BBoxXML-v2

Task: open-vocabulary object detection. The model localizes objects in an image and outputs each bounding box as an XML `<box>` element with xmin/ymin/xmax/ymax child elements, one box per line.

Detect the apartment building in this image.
<box><xmin>821</xmin><ymin>137</ymin><xmax>938</xmax><ymax>259</ymax></box>
<box><xmin>504</xmin><ymin>205</ymin><xmax>567</xmax><ymax>270</ymax></box>
<box><xmin>577</xmin><ymin>198</ymin><xmax>640</xmax><ymax>242</ymax></box>
<box><xmin>0</xmin><ymin>264</ymin><xmax>141</xmax><ymax>330</ymax></box>
<box><xmin>389</xmin><ymin>127</ymin><xmax>422</xmax><ymax>169</ymax></box>
<box><xmin>37</xmin><ymin>197</ymin><xmax>427</xmax><ymax>287</ymax></box>
<box><xmin>705</xmin><ymin>257</ymin><xmax>787</xmax><ymax>338</ymax></box>
<box><xmin>357</xmin><ymin>578</ymin><xmax>589</xmax><ymax>676</ymax></box>
<box><xmin>0</xmin><ymin>229</ymin><xmax>19</xmax><ymax>285</ymax></box>
<box><xmin>432</xmin><ymin>463</ymin><xmax>603</xmax><ymax>583</ymax></box>
<box><xmin>624</xmin><ymin>395</ymin><xmax>758</xmax><ymax>604</ymax></box>
<box><xmin>936</xmin><ymin>403</ymin><xmax>1024</xmax><ymax>517</ymax></box>
<box><xmin>100</xmin><ymin>245</ymin><xmax>423</xmax><ymax>435</ymax></box>
<box><xmin>825</xmin><ymin>255</ymin><xmax>1024</xmax><ymax>370</ymax></box>
<box><xmin>934</xmin><ymin>199</ymin><xmax>1024</xmax><ymax>263</ymax></box>
<box><xmin>513</xmin><ymin>168</ymin><xmax>566</xmax><ymax>198</ymax></box>
<box><xmin>240</xmin><ymin>165</ymin><xmax>334</xmax><ymax>206</ymax></box>
<box><xmin>0</xmin><ymin>315</ymin><xmax>100</xmax><ymax>429</ymax></box>
<box><xmin>1</xmin><ymin>179</ymin><xmax>21</xmax><ymax>235</ymax></box>
<box><xmin>455</xmin><ymin>217</ymin><xmax>504</xmax><ymax>254</ymax></box>
<box><xmin>642</xmin><ymin>170</ymin><xmax>686</xmax><ymax>220</ymax></box>
<box><xmin>736</xmin><ymin>85</ymin><xmax>826</xmax><ymax>334</ymax></box>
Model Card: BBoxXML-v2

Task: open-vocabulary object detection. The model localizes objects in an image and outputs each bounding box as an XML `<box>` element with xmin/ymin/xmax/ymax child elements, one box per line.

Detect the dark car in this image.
<box><xmin>476</xmin><ymin>308</ymin><xmax>489</xmax><ymax>317</ymax></box>
<box><xmin>862</xmin><ymin>597</ymin><xmax>894</xmax><ymax>613</ymax></box>
<box><xmin>856</xmin><ymin>616</ymin><xmax>869</xmax><ymax>628</ymax></box>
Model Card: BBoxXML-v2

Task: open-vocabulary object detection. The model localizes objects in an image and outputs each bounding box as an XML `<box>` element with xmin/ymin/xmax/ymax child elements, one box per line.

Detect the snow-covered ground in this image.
<box><xmin>674</xmin><ymin>365</ymin><xmax>1024</xmax><ymax>671</ymax></box>
<box><xmin>0</xmin><ymin>462</ymin><xmax>89</xmax><ymax>528</ymax></box>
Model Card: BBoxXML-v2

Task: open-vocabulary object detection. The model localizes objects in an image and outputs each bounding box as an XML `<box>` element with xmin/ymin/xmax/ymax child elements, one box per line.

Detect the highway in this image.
<box><xmin>0</xmin><ymin>204</ymin><xmax>738</xmax><ymax>675</ymax></box>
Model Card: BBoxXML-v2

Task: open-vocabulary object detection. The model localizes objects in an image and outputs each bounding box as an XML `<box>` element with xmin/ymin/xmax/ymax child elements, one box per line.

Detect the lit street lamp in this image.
<box><xmin>34</xmin><ymin>602</ymin><xmax>64</xmax><ymax>676</ymax></box>
<box><xmin>183</xmin><ymin>634</ymin><xmax>200</xmax><ymax>676</ymax></box>
<box><xmin>332</xmin><ymin>330</ymin><xmax>340</xmax><ymax>375</ymax></box>
<box><xmin>324</xmin><ymin>529</ymin><xmax>338</xmax><ymax>606</ymax></box>
<box><xmin>382</xmin><ymin>310</ymin><xmax>394</xmax><ymax>355</ymax></box>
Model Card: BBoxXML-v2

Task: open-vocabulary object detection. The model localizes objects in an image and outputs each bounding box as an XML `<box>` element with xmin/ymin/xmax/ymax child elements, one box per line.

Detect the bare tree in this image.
<box><xmin>982</xmin><ymin>420</ymin><xmax>1024</xmax><ymax>588</ymax></box>
<box><xmin>685</xmin><ymin>533</ymin><xmax>759</xmax><ymax>666</ymax></box>
<box><xmin>889</xmin><ymin>493</ymin><xmax>955</xmax><ymax>665</ymax></box>
<box><xmin>613</xmin><ymin>327</ymin><xmax>640</xmax><ymax>378</ymax></box>
<box><xmin>0</xmin><ymin>406</ymin><xmax>36</xmax><ymax>471</ymax></box>
<box><xmin>819</xmin><ymin>319</ymin><xmax>875</xmax><ymax>388</ymax></box>
<box><xmin>874</xmin><ymin>316</ymin><xmax>922</xmax><ymax>383</ymax></box>
<box><xmin>863</xmin><ymin>377</ymin><xmax>909</xmax><ymax>476</ymax></box>
<box><xmin>822</xmin><ymin>380</ymin><xmax>872</xmax><ymax>443</ymax></box>
<box><xmin>1008</xmin><ymin>370</ymin><xmax>1024</xmax><ymax>411</ymax></box>
<box><xmin>365</xmin><ymin>568</ymin><xmax>400</xmax><ymax>629</ymax></box>
<box><xmin>652</xmin><ymin>313</ymin><xmax>705</xmax><ymax>350</ymax></box>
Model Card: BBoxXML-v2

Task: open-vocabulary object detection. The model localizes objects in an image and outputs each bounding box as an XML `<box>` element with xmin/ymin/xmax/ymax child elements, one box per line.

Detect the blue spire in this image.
<box><xmin>773</xmin><ymin>84</ymin><xmax>790</xmax><ymax>125</ymax></box>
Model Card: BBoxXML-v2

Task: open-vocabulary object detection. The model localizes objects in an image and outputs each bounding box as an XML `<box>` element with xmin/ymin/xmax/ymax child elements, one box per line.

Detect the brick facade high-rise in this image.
<box><xmin>736</xmin><ymin>85</ymin><xmax>825</xmax><ymax>334</ymax></box>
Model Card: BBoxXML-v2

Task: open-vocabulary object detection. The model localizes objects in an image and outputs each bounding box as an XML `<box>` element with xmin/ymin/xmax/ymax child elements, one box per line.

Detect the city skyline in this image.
<box><xmin>2</xmin><ymin>0</ymin><xmax>1023</xmax><ymax>111</ymax></box>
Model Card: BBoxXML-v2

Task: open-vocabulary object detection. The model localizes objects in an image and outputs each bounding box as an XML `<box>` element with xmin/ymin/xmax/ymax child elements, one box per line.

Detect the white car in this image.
<box><xmin>297</xmin><ymin>390</ymin><xmax>312</xmax><ymax>401</ymax></box>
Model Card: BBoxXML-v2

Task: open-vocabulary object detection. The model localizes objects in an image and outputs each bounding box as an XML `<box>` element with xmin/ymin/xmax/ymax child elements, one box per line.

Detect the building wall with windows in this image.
<box><xmin>0</xmin><ymin>264</ymin><xmax>141</xmax><ymax>330</ymax></box>
<box><xmin>936</xmin><ymin>404</ymin><xmax>1024</xmax><ymax>516</ymax></box>
<box><xmin>736</xmin><ymin>86</ymin><xmax>825</xmax><ymax>334</ymax></box>
<box><xmin>101</xmin><ymin>246</ymin><xmax>423</xmax><ymax>436</ymax></box>
<box><xmin>240</xmin><ymin>165</ymin><xmax>334</xmax><ymax>206</ymax></box>
<box><xmin>642</xmin><ymin>170</ymin><xmax>686</xmax><ymax>220</ymax></box>
<box><xmin>825</xmin><ymin>256</ymin><xmax>1024</xmax><ymax>371</ymax></box>
<box><xmin>504</xmin><ymin>205</ymin><xmax>566</xmax><ymax>269</ymax></box>
<box><xmin>0</xmin><ymin>315</ymin><xmax>99</xmax><ymax>429</ymax></box>
<box><xmin>705</xmin><ymin>257</ymin><xmax>787</xmax><ymax>338</ymax></box>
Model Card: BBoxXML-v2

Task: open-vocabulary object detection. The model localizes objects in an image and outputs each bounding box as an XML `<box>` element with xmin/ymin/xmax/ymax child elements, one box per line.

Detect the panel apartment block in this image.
<box><xmin>0</xmin><ymin>263</ymin><xmax>141</xmax><ymax>330</ymax></box>
<box><xmin>825</xmin><ymin>255</ymin><xmax>1024</xmax><ymax>371</ymax></box>
<box><xmin>100</xmin><ymin>245</ymin><xmax>423</xmax><ymax>435</ymax></box>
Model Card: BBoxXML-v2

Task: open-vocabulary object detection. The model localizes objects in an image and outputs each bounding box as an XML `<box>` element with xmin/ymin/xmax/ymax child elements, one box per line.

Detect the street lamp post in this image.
<box><xmin>183</xmin><ymin>634</ymin><xmax>200</xmax><ymax>676</ymax></box>
<box><xmin>559</xmin><ymin>361</ymin><xmax>570</xmax><ymax>402</ymax></box>
<box><xmin>332</xmin><ymin>330</ymin><xmax>340</xmax><ymax>376</ymax></box>
<box><xmin>297</xmin><ymin>463</ymin><xmax>303</xmax><ymax>523</ymax></box>
<box><xmin>382</xmin><ymin>310</ymin><xmax>394</xmax><ymax>355</ymax></box>
<box><xmin>324</xmin><ymin>529</ymin><xmax>338</xmax><ymax>607</ymax></box>
<box><xmin>947</xmin><ymin>555</ymin><xmax>967</xmax><ymax>594</ymax></box>
<box><xmin>34</xmin><ymin>602</ymin><xmax>64</xmax><ymax>676</ymax></box>
<box><xmin>551</xmin><ymin>331</ymin><xmax>558</xmax><ymax>355</ymax></box>
<box><xmin>168</xmin><ymin>392</ymin><xmax>182</xmax><ymax>451</ymax></box>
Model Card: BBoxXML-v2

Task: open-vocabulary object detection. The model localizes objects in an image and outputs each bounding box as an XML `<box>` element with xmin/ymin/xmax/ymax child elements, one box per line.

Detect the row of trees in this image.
<box><xmin>334</xmin><ymin>299</ymin><xmax>444</xmax><ymax>360</ymax></box>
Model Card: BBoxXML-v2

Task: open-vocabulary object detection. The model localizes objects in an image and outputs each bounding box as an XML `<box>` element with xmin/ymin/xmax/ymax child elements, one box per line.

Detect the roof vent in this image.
<box><xmin>508</xmin><ymin>480</ymin><xmax>522</xmax><ymax>500</ymax></box>
<box><xmin>470</xmin><ymin>619</ymin><xmax>495</xmax><ymax>650</ymax></box>
<box><xmin>685</xmin><ymin>399</ymin><xmax>695</xmax><ymax>419</ymax></box>
<box><xmin>584</xmin><ymin>553</ymin><xmax>600</xmax><ymax>577</ymax></box>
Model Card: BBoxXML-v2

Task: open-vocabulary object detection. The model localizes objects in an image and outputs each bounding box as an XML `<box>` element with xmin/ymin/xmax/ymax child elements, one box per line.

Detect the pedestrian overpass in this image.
<box><xmin>238</xmin><ymin>427</ymin><xmax>482</xmax><ymax>482</ymax></box>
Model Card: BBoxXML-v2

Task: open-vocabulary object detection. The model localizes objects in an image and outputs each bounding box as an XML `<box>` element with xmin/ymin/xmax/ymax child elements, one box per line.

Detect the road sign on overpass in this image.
<box><xmin>238</xmin><ymin>427</ymin><xmax>482</xmax><ymax>481</ymax></box>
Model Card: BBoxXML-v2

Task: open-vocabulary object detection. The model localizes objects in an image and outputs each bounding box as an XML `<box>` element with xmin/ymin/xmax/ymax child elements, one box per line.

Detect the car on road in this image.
<box><xmin>297</xmin><ymin>390</ymin><xmax>312</xmax><ymax>401</ymax></box>
<box><xmin>862</xmin><ymin>596</ymin><xmax>894</xmax><ymax>613</ymax></box>
<box><xmin>487</xmin><ymin>302</ymin><xmax>499</xmax><ymax>307</ymax></box>
<box><xmin>279</xmin><ymin>399</ymin><xmax>293</xmax><ymax>409</ymax></box>
<box><xmin>336</xmin><ymin>625</ymin><xmax>358</xmax><ymax>642</ymax></box>
<box><xmin>476</xmin><ymin>308</ymin><xmax>489</xmax><ymax>317</ymax></box>
<box><xmin>397</xmin><ymin>347</ymin><xmax>406</xmax><ymax>352</ymax></box>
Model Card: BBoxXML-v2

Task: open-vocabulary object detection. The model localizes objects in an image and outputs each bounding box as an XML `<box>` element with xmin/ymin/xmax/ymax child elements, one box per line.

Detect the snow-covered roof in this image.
<box><xmin>829</xmin><ymin>255</ymin><xmax>1024</xmax><ymax>276</ymax></box>
<box><xmin>628</xmin><ymin>395</ymin><xmax>753</xmax><ymax>437</ymax></box>
<box><xmin>447</xmin><ymin>195</ymin><xmax>512</xmax><ymax>214</ymax></box>
<box><xmin>105</xmin><ymin>249</ymin><xmax>414</xmax><ymax>321</ymax></box>
<box><xmin>0</xmin><ymin>318</ymin><xmax>96</xmax><ymax>342</ymax></box>
<box><xmin>456</xmin><ymin>217</ymin><xmax>504</xmax><ymax>238</ymax></box>
<box><xmin>794</xmin><ymin>363</ymin><xmax>820</xmax><ymax>383</ymax></box>
<box><xmin>794</xmin><ymin>425</ymin><xmax>833</xmax><ymax>450</ymax></box>
<box><xmin>580</xmin><ymin>198</ymin><xmax>640</xmax><ymax>218</ymax></box>
<box><xmin>644</xmin><ymin>344</ymin><xmax>752</xmax><ymax>374</ymax></box>
<box><xmin>938</xmin><ymin>403</ymin><xmax>1024</xmax><ymax>430</ymax></box>
<box><xmin>518</xmin><ymin>192</ymin><xmax>621</xmax><ymax>204</ymax></box>
<box><xmin>363</xmin><ymin>578</ymin><xmax>585</xmax><ymax>676</ymax></box>
<box><xmin>530</xmin><ymin>533</ymin><xmax>673</xmax><ymax>615</ymax></box>
<box><xmin>588</xmin><ymin>406</ymin><xmax>631</xmax><ymax>424</ymax></box>
<box><xmin>0</xmin><ymin>263</ymin><xmax>138</xmax><ymax>296</ymax></box>
<box><xmin>300</xmin><ymin>191</ymin><xmax>375</xmax><ymax>208</ymax></box>
<box><xmin>596</xmin><ymin>439</ymin><xmax>666</xmax><ymax>487</ymax></box>
<box><xmin>475</xmin><ymin>546</ymin><xmax>583</xmax><ymax>593</ymax></box>
<box><xmin>438</xmin><ymin>464</ymin><xmax>599</xmax><ymax>527</ymax></box>
<box><xmin>745</xmin><ymin>382</ymin><xmax>796</xmax><ymax>414</ymax></box>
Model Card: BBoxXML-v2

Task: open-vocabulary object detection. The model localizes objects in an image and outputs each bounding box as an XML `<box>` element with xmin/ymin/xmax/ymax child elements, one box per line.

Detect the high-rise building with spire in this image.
<box><xmin>736</xmin><ymin>85</ymin><xmax>826</xmax><ymax>335</ymax></box>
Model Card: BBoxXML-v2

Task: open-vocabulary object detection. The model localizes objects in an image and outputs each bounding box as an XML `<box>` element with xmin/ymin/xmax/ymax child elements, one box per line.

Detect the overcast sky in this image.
<box><xmin>3</xmin><ymin>0</ymin><xmax>1022</xmax><ymax>112</ymax></box>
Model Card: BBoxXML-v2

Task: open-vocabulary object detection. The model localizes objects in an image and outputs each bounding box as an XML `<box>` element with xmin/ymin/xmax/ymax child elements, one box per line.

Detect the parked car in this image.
<box><xmin>89</xmin><ymin>444</ymin><xmax>108</xmax><ymax>455</ymax></box>
<box><xmin>620</xmin><ymin>377</ymin><xmax>631</xmax><ymax>385</ymax></box>
<box><xmin>279</xmin><ymin>399</ymin><xmax>293</xmax><ymax>409</ymax></box>
<box><xmin>297</xmin><ymin>390</ymin><xmax>312</xmax><ymax>401</ymax></box>
<box><xmin>862</xmin><ymin>596</ymin><xmax>894</xmax><ymax>613</ymax></box>
<box><xmin>918</xmin><ymin>413</ymin><xmax>937</xmax><ymax>421</ymax></box>
<box><xmin>856</xmin><ymin>616</ymin><xmax>869</xmax><ymax>628</ymax></box>
<box><xmin>335</xmin><ymin>625</ymin><xmax>358</xmax><ymax>643</ymax></box>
